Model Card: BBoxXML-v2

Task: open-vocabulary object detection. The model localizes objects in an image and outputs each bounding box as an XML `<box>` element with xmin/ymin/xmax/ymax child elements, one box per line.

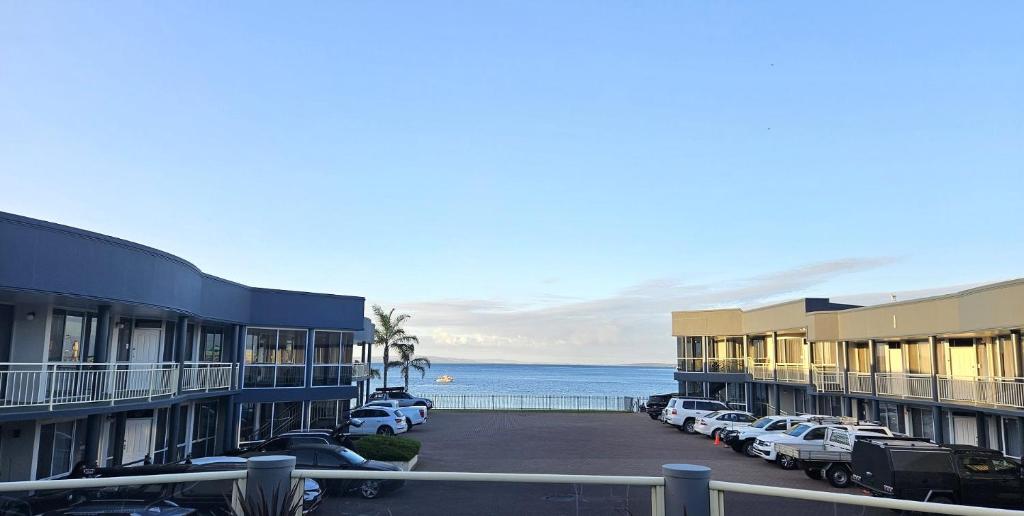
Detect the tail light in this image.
<box><xmin>396</xmin><ymin>417</ymin><xmax>404</xmax><ymax>424</ymax></box>
<box><xmin>419</xmin><ymin>409</ymin><xmax>425</xmax><ymax>417</ymax></box>
<box><xmin>671</xmin><ymin>409</ymin><xmax>677</xmax><ymax>415</ymax></box>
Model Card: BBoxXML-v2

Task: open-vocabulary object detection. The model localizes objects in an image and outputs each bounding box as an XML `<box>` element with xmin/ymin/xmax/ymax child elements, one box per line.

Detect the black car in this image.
<box><xmin>53</xmin><ymin>457</ymin><xmax>324</xmax><ymax>515</ymax></box>
<box><xmin>244</xmin><ymin>443</ymin><xmax>404</xmax><ymax>499</ymax></box>
<box><xmin>230</xmin><ymin>428</ymin><xmax>357</xmax><ymax>455</ymax></box>
<box><xmin>852</xmin><ymin>437</ymin><xmax>1023</xmax><ymax>509</ymax></box>
<box><xmin>644</xmin><ymin>393</ymin><xmax>680</xmax><ymax>420</ymax></box>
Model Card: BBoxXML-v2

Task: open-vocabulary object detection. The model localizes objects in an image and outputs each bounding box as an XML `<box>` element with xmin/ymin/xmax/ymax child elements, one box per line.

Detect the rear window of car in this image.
<box><xmin>736</xmin><ymin>414</ymin><xmax>756</xmax><ymax>422</ymax></box>
<box><xmin>682</xmin><ymin>400</ymin><xmax>696</xmax><ymax>409</ymax></box>
<box><xmin>704</xmin><ymin>411</ymin><xmax>722</xmax><ymax>419</ymax></box>
<box><xmin>751</xmin><ymin>417</ymin><xmax>772</xmax><ymax>428</ymax></box>
<box><xmin>785</xmin><ymin>424</ymin><xmax>811</xmax><ymax>436</ymax></box>
<box><xmin>696</xmin><ymin>401</ymin><xmax>724</xmax><ymax>411</ymax></box>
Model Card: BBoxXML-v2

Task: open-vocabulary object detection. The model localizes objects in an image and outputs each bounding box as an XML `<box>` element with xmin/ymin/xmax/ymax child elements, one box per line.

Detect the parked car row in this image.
<box><xmin>644</xmin><ymin>393</ymin><xmax>1024</xmax><ymax>510</ymax></box>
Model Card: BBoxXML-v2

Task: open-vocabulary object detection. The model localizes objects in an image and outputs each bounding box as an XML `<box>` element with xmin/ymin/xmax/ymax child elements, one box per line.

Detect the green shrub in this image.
<box><xmin>354</xmin><ymin>435</ymin><xmax>421</xmax><ymax>461</ymax></box>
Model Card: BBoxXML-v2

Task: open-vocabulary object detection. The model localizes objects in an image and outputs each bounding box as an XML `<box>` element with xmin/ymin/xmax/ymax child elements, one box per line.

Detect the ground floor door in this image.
<box><xmin>123</xmin><ymin>417</ymin><xmax>153</xmax><ymax>465</ymax></box>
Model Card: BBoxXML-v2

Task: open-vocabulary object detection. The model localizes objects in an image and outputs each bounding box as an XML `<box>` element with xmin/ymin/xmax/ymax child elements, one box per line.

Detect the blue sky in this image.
<box><xmin>1</xmin><ymin>2</ymin><xmax>1022</xmax><ymax>363</ymax></box>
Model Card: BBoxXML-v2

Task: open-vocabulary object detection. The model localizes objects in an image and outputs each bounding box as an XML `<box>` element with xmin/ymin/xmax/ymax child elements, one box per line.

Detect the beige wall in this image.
<box><xmin>672</xmin><ymin>309</ymin><xmax>742</xmax><ymax>336</ymax></box>
<box><xmin>671</xmin><ymin>278</ymin><xmax>1024</xmax><ymax>343</ymax></box>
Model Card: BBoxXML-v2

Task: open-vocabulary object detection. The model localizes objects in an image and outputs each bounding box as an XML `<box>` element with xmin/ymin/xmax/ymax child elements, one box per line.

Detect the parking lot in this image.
<box><xmin>321</xmin><ymin>411</ymin><xmax>895</xmax><ymax>515</ymax></box>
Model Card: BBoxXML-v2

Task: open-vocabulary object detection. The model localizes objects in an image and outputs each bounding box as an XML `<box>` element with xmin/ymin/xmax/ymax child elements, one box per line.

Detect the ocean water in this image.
<box><xmin>367</xmin><ymin>363</ymin><xmax>677</xmax><ymax>398</ymax></box>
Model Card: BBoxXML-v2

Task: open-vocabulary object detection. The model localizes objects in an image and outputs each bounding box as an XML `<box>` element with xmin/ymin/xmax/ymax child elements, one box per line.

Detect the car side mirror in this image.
<box><xmin>351</xmin><ymin>418</ymin><xmax>364</xmax><ymax>428</ymax></box>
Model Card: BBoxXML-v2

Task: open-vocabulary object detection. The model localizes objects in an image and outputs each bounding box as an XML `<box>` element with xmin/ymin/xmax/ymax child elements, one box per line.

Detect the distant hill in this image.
<box><xmin>418</xmin><ymin>356</ymin><xmax>675</xmax><ymax>367</ymax></box>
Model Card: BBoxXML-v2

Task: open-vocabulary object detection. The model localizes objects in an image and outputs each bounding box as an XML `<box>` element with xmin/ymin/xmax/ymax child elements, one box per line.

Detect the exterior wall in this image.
<box><xmin>839</xmin><ymin>296</ymin><xmax>960</xmax><ymax>340</ymax></box>
<box><xmin>742</xmin><ymin>300</ymin><xmax>810</xmax><ymax>334</ymax></box>
<box><xmin>0</xmin><ymin>420</ymin><xmax>37</xmax><ymax>481</ymax></box>
<box><xmin>671</xmin><ymin>310</ymin><xmax>741</xmax><ymax>337</ymax></box>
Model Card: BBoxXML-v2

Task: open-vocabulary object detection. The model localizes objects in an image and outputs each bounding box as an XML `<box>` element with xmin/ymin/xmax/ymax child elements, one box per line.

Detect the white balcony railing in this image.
<box><xmin>775</xmin><ymin>363</ymin><xmax>809</xmax><ymax>384</ymax></box>
<box><xmin>937</xmin><ymin>375</ymin><xmax>1024</xmax><ymax>409</ymax></box>
<box><xmin>181</xmin><ymin>362</ymin><xmax>235</xmax><ymax>392</ymax></box>
<box><xmin>0</xmin><ymin>362</ymin><xmax>178</xmax><ymax>410</ymax></box>
<box><xmin>751</xmin><ymin>360</ymin><xmax>774</xmax><ymax>380</ymax></box>
<box><xmin>676</xmin><ymin>357</ymin><xmax>704</xmax><ymax>373</ymax></box>
<box><xmin>846</xmin><ymin>371</ymin><xmax>873</xmax><ymax>393</ymax></box>
<box><xmin>810</xmin><ymin>365</ymin><xmax>843</xmax><ymax>392</ymax></box>
<box><xmin>875</xmin><ymin>372</ymin><xmax>933</xmax><ymax>399</ymax></box>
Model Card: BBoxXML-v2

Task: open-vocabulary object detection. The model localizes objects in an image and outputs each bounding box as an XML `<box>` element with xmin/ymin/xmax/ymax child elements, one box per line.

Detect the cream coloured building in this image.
<box><xmin>671</xmin><ymin>278</ymin><xmax>1024</xmax><ymax>457</ymax></box>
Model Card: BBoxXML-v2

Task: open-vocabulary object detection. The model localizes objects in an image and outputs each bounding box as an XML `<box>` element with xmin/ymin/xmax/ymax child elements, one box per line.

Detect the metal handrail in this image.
<box><xmin>708</xmin><ymin>479</ymin><xmax>1024</xmax><ymax>516</ymax></box>
<box><xmin>291</xmin><ymin>469</ymin><xmax>665</xmax><ymax>485</ymax></box>
<box><xmin>0</xmin><ymin>470</ymin><xmax>245</xmax><ymax>493</ymax></box>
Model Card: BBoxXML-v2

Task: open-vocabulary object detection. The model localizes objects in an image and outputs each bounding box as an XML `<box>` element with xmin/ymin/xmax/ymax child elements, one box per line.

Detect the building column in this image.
<box><xmin>976</xmin><ymin>413</ymin><xmax>989</xmax><ymax>448</ymax></box>
<box><xmin>744</xmin><ymin>382</ymin><xmax>753</xmax><ymax>412</ymax></box>
<box><xmin>365</xmin><ymin>337</ymin><xmax>373</xmax><ymax>401</ymax></box>
<box><xmin>84</xmin><ymin>305</ymin><xmax>112</xmax><ymax>466</ymax></box>
<box><xmin>111</xmin><ymin>412</ymin><xmax>127</xmax><ymax>465</ymax></box>
<box><xmin>772</xmin><ymin>384</ymin><xmax>780</xmax><ymax>415</ymax></box>
<box><xmin>165</xmin><ymin>316</ymin><xmax>188</xmax><ymax>462</ymax></box>
<box><xmin>932</xmin><ymin>407</ymin><xmax>945</xmax><ymax>444</ymax></box>
<box><xmin>304</xmin><ymin>329</ymin><xmax>315</xmax><ymax>389</ymax></box>
<box><xmin>221</xmin><ymin>324</ymin><xmax>241</xmax><ymax>452</ymax></box>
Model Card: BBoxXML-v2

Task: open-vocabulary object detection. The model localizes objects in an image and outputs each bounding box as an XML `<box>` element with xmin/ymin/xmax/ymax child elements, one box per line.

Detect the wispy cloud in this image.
<box><xmin>380</xmin><ymin>257</ymin><xmax>899</xmax><ymax>365</ymax></box>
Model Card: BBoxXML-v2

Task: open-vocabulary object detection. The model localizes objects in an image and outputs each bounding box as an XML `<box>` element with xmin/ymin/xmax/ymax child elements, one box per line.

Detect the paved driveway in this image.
<box><xmin>319</xmin><ymin>411</ymin><xmax>891</xmax><ymax>515</ymax></box>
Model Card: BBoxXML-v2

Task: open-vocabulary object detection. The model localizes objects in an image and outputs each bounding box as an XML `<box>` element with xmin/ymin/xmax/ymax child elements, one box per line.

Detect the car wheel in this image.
<box><xmin>649</xmin><ymin>413</ymin><xmax>658</xmax><ymax>420</ymax></box>
<box><xmin>826</xmin><ymin>465</ymin><xmax>850</xmax><ymax>488</ymax></box>
<box><xmin>778</xmin><ymin>454</ymin><xmax>798</xmax><ymax>470</ymax></box>
<box><xmin>358</xmin><ymin>480</ymin><xmax>382</xmax><ymax>499</ymax></box>
<box><xmin>804</xmin><ymin>467</ymin><xmax>822</xmax><ymax>480</ymax></box>
<box><xmin>742</xmin><ymin>440</ymin><xmax>757</xmax><ymax>457</ymax></box>
<box><xmin>377</xmin><ymin>426</ymin><xmax>394</xmax><ymax>436</ymax></box>
<box><xmin>683</xmin><ymin>419</ymin><xmax>696</xmax><ymax>434</ymax></box>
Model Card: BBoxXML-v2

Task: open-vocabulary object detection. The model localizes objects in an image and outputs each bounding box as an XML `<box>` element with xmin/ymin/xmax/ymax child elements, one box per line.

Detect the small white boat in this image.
<box><xmin>435</xmin><ymin>374</ymin><xmax>454</xmax><ymax>383</ymax></box>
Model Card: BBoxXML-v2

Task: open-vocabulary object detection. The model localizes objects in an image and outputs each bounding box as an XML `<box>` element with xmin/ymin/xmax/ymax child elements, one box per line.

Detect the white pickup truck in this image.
<box><xmin>723</xmin><ymin>415</ymin><xmax>812</xmax><ymax>456</ymax></box>
<box><xmin>774</xmin><ymin>427</ymin><xmax>883</xmax><ymax>488</ymax></box>
<box><xmin>362</xmin><ymin>399</ymin><xmax>428</xmax><ymax>427</ymax></box>
<box><xmin>752</xmin><ymin>422</ymin><xmax>893</xmax><ymax>469</ymax></box>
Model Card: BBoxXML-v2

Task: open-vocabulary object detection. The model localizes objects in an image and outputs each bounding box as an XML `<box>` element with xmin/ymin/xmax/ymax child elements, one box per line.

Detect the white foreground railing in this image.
<box><xmin>708</xmin><ymin>479</ymin><xmax>1023</xmax><ymax>516</ymax></box>
<box><xmin>810</xmin><ymin>365</ymin><xmax>843</xmax><ymax>392</ymax></box>
<box><xmin>0</xmin><ymin>362</ymin><xmax>179</xmax><ymax>409</ymax></box>
<box><xmin>775</xmin><ymin>363</ymin><xmax>808</xmax><ymax>383</ymax></box>
<box><xmin>876</xmin><ymin>372</ymin><xmax>933</xmax><ymax>399</ymax></box>
<box><xmin>0</xmin><ymin>462</ymin><xmax>1015</xmax><ymax>516</ymax></box>
<box><xmin>181</xmin><ymin>362</ymin><xmax>235</xmax><ymax>392</ymax></box>
<box><xmin>846</xmin><ymin>371</ymin><xmax>873</xmax><ymax>393</ymax></box>
<box><xmin>938</xmin><ymin>375</ymin><xmax>1024</xmax><ymax>409</ymax></box>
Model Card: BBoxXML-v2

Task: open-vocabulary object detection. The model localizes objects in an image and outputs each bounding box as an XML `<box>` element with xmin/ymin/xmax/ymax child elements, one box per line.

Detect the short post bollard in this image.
<box><xmin>662</xmin><ymin>464</ymin><xmax>711</xmax><ymax>516</ymax></box>
<box><xmin>244</xmin><ymin>455</ymin><xmax>298</xmax><ymax>515</ymax></box>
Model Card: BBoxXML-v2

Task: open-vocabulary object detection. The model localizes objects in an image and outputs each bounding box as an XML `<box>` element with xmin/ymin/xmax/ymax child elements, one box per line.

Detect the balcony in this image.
<box><xmin>846</xmin><ymin>371</ymin><xmax>873</xmax><ymax>394</ymax></box>
<box><xmin>0</xmin><ymin>362</ymin><xmax>178</xmax><ymax>410</ymax></box>
<box><xmin>181</xmin><ymin>362</ymin><xmax>236</xmax><ymax>392</ymax></box>
<box><xmin>875</xmin><ymin>372</ymin><xmax>933</xmax><ymax>399</ymax></box>
<box><xmin>750</xmin><ymin>359</ymin><xmax>774</xmax><ymax>380</ymax></box>
<box><xmin>937</xmin><ymin>375</ymin><xmax>1024</xmax><ymax>409</ymax></box>
<box><xmin>675</xmin><ymin>357</ymin><xmax>746</xmax><ymax>374</ymax></box>
<box><xmin>810</xmin><ymin>365</ymin><xmax>843</xmax><ymax>392</ymax></box>
<box><xmin>775</xmin><ymin>363</ymin><xmax>809</xmax><ymax>384</ymax></box>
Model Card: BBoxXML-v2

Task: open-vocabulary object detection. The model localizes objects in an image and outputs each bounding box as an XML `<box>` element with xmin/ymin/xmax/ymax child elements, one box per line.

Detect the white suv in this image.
<box><xmin>664</xmin><ymin>398</ymin><xmax>730</xmax><ymax>433</ymax></box>
<box><xmin>693</xmin><ymin>410</ymin><xmax>757</xmax><ymax>439</ymax></box>
<box><xmin>752</xmin><ymin>422</ymin><xmax>893</xmax><ymax>468</ymax></box>
<box><xmin>724</xmin><ymin>415</ymin><xmax>811</xmax><ymax>456</ymax></box>
<box><xmin>349</xmin><ymin>406</ymin><xmax>409</xmax><ymax>436</ymax></box>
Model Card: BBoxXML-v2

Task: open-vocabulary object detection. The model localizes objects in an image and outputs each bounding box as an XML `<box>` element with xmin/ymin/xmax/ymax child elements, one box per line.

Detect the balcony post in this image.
<box><xmin>175</xmin><ymin>316</ymin><xmax>188</xmax><ymax>394</ymax></box>
<box><xmin>83</xmin><ymin>305</ymin><xmax>112</xmax><ymax>465</ymax></box>
<box><xmin>304</xmin><ymin>328</ymin><xmax>315</xmax><ymax>389</ymax></box>
<box><xmin>243</xmin><ymin>455</ymin><xmax>299</xmax><ymax>516</ymax></box>
<box><xmin>929</xmin><ymin>336</ymin><xmax>940</xmax><ymax>402</ymax></box>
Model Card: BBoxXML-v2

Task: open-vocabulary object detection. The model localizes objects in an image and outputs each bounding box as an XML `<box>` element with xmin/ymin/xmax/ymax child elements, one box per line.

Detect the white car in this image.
<box><xmin>362</xmin><ymin>399</ymin><xmax>428</xmax><ymax>427</ymax></box>
<box><xmin>664</xmin><ymin>398</ymin><xmax>731</xmax><ymax>433</ymax></box>
<box><xmin>752</xmin><ymin>423</ymin><xmax>893</xmax><ymax>468</ymax></box>
<box><xmin>724</xmin><ymin>415</ymin><xmax>812</xmax><ymax>456</ymax></box>
<box><xmin>349</xmin><ymin>405</ymin><xmax>409</xmax><ymax>436</ymax></box>
<box><xmin>693</xmin><ymin>410</ymin><xmax>757</xmax><ymax>439</ymax></box>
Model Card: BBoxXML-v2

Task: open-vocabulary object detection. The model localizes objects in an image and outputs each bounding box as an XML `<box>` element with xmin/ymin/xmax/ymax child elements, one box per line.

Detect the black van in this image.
<box><xmin>644</xmin><ymin>393</ymin><xmax>680</xmax><ymax>419</ymax></box>
<box><xmin>851</xmin><ymin>437</ymin><xmax>1024</xmax><ymax>509</ymax></box>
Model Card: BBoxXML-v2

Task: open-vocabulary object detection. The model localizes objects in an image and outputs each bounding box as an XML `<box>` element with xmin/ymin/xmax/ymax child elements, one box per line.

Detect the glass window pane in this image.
<box><xmin>246</xmin><ymin>329</ymin><xmax>277</xmax><ymax>364</ymax></box>
<box><xmin>278</xmin><ymin>330</ymin><xmax>307</xmax><ymax>365</ymax></box>
<box><xmin>272</xmin><ymin>402</ymin><xmax>303</xmax><ymax>435</ymax></box>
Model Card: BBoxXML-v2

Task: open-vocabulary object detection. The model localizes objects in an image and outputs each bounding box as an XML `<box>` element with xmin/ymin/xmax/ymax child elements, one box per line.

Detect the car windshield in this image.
<box><xmin>339</xmin><ymin>447</ymin><xmax>368</xmax><ymax>465</ymax></box>
<box><xmin>785</xmin><ymin>424</ymin><xmax>812</xmax><ymax>436</ymax></box>
<box><xmin>751</xmin><ymin>417</ymin><xmax>773</xmax><ymax>428</ymax></box>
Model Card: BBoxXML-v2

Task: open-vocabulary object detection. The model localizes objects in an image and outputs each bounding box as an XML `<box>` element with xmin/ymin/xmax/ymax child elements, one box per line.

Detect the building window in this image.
<box><xmin>190</xmin><ymin>402</ymin><xmax>218</xmax><ymax>458</ymax></box>
<box><xmin>1003</xmin><ymin>418</ymin><xmax>1022</xmax><ymax>458</ymax></box>
<box><xmin>197</xmin><ymin>326</ymin><xmax>225</xmax><ymax>362</ymax></box>
<box><xmin>312</xmin><ymin>331</ymin><xmax>354</xmax><ymax>386</ymax></box>
<box><xmin>36</xmin><ymin>419</ymin><xmax>85</xmax><ymax>480</ymax></box>
<box><xmin>239</xmin><ymin>401</ymin><xmax>304</xmax><ymax>443</ymax></box>
<box><xmin>48</xmin><ymin>310</ymin><xmax>97</xmax><ymax>362</ymax></box>
<box><xmin>244</xmin><ymin>328</ymin><xmax>307</xmax><ymax>387</ymax></box>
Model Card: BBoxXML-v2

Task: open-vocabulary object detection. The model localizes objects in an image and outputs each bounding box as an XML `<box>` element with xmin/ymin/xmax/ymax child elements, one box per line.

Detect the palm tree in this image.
<box><xmin>388</xmin><ymin>342</ymin><xmax>432</xmax><ymax>390</ymax></box>
<box><xmin>372</xmin><ymin>304</ymin><xmax>419</xmax><ymax>388</ymax></box>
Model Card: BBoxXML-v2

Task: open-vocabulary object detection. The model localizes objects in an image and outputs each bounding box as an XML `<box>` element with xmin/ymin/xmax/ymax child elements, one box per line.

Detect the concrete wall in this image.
<box><xmin>806</xmin><ymin>312</ymin><xmax>840</xmax><ymax>341</ymax></box>
<box><xmin>10</xmin><ymin>302</ymin><xmax>50</xmax><ymax>362</ymax></box>
<box><xmin>742</xmin><ymin>300</ymin><xmax>809</xmax><ymax>334</ymax></box>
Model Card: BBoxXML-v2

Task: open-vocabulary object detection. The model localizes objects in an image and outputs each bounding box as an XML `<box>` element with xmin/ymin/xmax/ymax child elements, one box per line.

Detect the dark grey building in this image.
<box><xmin>0</xmin><ymin>211</ymin><xmax>371</xmax><ymax>481</ymax></box>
